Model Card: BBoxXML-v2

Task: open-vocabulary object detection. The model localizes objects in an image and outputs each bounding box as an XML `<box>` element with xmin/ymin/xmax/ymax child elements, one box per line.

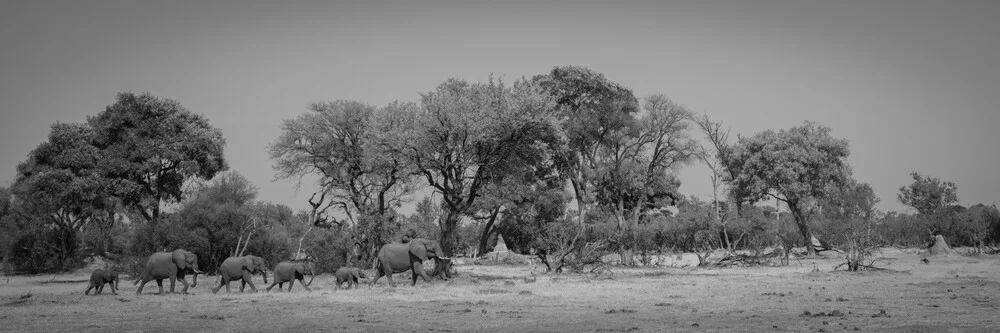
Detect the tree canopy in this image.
<box><xmin>88</xmin><ymin>92</ymin><xmax>228</xmax><ymax>223</ymax></box>
<box><xmin>727</xmin><ymin>121</ymin><xmax>852</xmax><ymax>254</ymax></box>
<box><xmin>897</xmin><ymin>172</ymin><xmax>959</xmax><ymax>215</ymax></box>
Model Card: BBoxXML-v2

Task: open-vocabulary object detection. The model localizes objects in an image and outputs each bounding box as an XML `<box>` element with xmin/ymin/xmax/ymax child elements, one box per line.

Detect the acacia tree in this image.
<box><xmin>393</xmin><ymin>78</ymin><xmax>560</xmax><ymax>256</ymax></box>
<box><xmin>270</xmin><ymin>100</ymin><xmax>415</xmax><ymax>261</ymax></box>
<box><xmin>88</xmin><ymin>92</ymin><xmax>228</xmax><ymax>224</ymax></box>
<box><xmin>728</xmin><ymin>122</ymin><xmax>852</xmax><ymax>254</ymax></box>
<box><xmin>11</xmin><ymin>123</ymin><xmax>114</xmax><ymax>268</ymax></box>
<box><xmin>897</xmin><ymin>172</ymin><xmax>959</xmax><ymax>215</ymax></box>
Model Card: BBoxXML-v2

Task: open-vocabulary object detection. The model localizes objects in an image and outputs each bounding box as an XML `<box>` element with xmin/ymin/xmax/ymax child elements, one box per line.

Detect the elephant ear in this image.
<box><xmin>242</xmin><ymin>257</ymin><xmax>254</xmax><ymax>271</ymax></box>
<box><xmin>172</xmin><ymin>250</ymin><xmax>188</xmax><ymax>270</ymax></box>
<box><xmin>410</xmin><ymin>240</ymin><xmax>428</xmax><ymax>262</ymax></box>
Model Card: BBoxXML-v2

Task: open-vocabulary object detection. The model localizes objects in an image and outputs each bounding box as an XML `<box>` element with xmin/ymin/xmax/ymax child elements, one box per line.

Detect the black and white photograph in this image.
<box><xmin>1</xmin><ymin>0</ymin><xmax>998</xmax><ymax>331</ymax></box>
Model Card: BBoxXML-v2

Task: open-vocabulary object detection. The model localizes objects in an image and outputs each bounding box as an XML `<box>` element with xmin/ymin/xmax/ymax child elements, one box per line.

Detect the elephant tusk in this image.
<box><xmin>193</xmin><ymin>269</ymin><xmax>203</xmax><ymax>274</ymax></box>
<box><xmin>438</xmin><ymin>256</ymin><xmax>452</xmax><ymax>260</ymax></box>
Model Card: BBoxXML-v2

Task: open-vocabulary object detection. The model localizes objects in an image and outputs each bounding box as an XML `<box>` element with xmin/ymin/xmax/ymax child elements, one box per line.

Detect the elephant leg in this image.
<box><xmin>85</xmin><ymin>284</ymin><xmax>94</xmax><ymax>295</ymax></box>
<box><xmin>378</xmin><ymin>264</ymin><xmax>396</xmax><ymax>288</ymax></box>
<box><xmin>298</xmin><ymin>277</ymin><xmax>312</xmax><ymax>292</ymax></box>
<box><xmin>178</xmin><ymin>277</ymin><xmax>190</xmax><ymax>294</ymax></box>
<box><xmin>243</xmin><ymin>272</ymin><xmax>257</xmax><ymax>292</ymax></box>
<box><xmin>168</xmin><ymin>276</ymin><xmax>177</xmax><ymax>294</ymax></box>
<box><xmin>370</xmin><ymin>270</ymin><xmax>383</xmax><ymax>287</ymax></box>
<box><xmin>136</xmin><ymin>279</ymin><xmax>150</xmax><ymax>295</ymax></box>
<box><xmin>109</xmin><ymin>281</ymin><xmax>118</xmax><ymax>295</ymax></box>
<box><xmin>156</xmin><ymin>279</ymin><xmax>165</xmax><ymax>295</ymax></box>
<box><xmin>96</xmin><ymin>284</ymin><xmax>104</xmax><ymax>295</ymax></box>
<box><xmin>288</xmin><ymin>278</ymin><xmax>295</xmax><ymax>292</ymax></box>
<box><xmin>213</xmin><ymin>277</ymin><xmax>224</xmax><ymax>294</ymax></box>
<box><xmin>265</xmin><ymin>279</ymin><xmax>279</xmax><ymax>292</ymax></box>
<box><xmin>413</xmin><ymin>262</ymin><xmax>431</xmax><ymax>284</ymax></box>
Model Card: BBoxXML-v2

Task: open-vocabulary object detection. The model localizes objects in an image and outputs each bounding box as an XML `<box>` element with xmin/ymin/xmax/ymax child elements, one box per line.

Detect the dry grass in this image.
<box><xmin>1</xmin><ymin>248</ymin><xmax>998</xmax><ymax>332</ymax></box>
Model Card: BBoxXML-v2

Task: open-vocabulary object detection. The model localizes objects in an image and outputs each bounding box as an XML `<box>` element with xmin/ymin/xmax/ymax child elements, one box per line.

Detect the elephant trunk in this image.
<box><xmin>305</xmin><ymin>273</ymin><xmax>315</xmax><ymax>287</ymax></box>
<box><xmin>191</xmin><ymin>271</ymin><xmax>198</xmax><ymax>288</ymax></box>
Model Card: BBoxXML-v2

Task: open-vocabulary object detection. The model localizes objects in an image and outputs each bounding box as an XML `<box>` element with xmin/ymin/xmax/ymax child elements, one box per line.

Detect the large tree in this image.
<box><xmin>897</xmin><ymin>172</ymin><xmax>959</xmax><ymax>215</ymax></box>
<box><xmin>533</xmin><ymin>66</ymin><xmax>639</xmax><ymax>225</ymax></box>
<box><xmin>11</xmin><ymin>123</ymin><xmax>115</xmax><ymax>267</ymax></box>
<box><xmin>728</xmin><ymin>122</ymin><xmax>852</xmax><ymax>254</ymax></box>
<box><xmin>590</xmin><ymin>94</ymin><xmax>696</xmax><ymax>264</ymax></box>
<box><xmin>269</xmin><ymin>100</ymin><xmax>416</xmax><ymax>260</ymax></box>
<box><xmin>394</xmin><ymin>77</ymin><xmax>560</xmax><ymax>256</ymax></box>
<box><xmin>88</xmin><ymin>92</ymin><xmax>228</xmax><ymax>224</ymax></box>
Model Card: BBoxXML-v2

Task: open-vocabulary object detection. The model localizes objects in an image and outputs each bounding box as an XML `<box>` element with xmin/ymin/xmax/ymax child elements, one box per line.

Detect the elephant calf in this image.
<box><xmin>265</xmin><ymin>260</ymin><xmax>315</xmax><ymax>292</ymax></box>
<box><xmin>212</xmin><ymin>255</ymin><xmax>268</xmax><ymax>294</ymax></box>
<box><xmin>333</xmin><ymin>267</ymin><xmax>370</xmax><ymax>290</ymax></box>
<box><xmin>84</xmin><ymin>269</ymin><xmax>119</xmax><ymax>295</ymax></box>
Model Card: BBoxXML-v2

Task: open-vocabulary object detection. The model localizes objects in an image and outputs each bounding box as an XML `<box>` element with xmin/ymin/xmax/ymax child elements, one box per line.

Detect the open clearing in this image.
<box><xmin>1</xmin><ymin>249</ymin><xmax>998</xmax><ymax>332</ymax></box>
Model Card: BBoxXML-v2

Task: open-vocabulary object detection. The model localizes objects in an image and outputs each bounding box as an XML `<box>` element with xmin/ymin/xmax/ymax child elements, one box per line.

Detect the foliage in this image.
<box><xmin>392</xmin><ymin>77</ymin><xmax>561</xmax><ymax>256</ymax></box>
<box><xmin>88</xmin><ymin>92</ymin><xmax>227</xmax><ymax>223</ymax></box>
<box><xmin>533</xmin><ymin>65</ymin><xmax>640</xmax><ymax>225</ymax></box>
<box><xmin>10</xmin><ymin>123</ymin><xmax>115</xmax><ymax>269</ymax></box>
<box><xmin>727</xmin><ymin>122</ymin><xmax>852</xmax><ymax>254</ymax></box>
<box><xmin>897</xmin><ymin>172</ymin><xmax>959</xmax><ymax>215</ymax></box>
<box><xmin>269</xmin><ymin>100</ymin><xmax>416</xmax><ymax>261</ymax></box>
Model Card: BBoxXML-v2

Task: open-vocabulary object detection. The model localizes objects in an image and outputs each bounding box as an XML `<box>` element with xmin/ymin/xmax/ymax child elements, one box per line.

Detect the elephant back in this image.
<box><xmin>220</xmin><ymin>256</ymin><xmax>245</xmax><ymax>277</ymax></box>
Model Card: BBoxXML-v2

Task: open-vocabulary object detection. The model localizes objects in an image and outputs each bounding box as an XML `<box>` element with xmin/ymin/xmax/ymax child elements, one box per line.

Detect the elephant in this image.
<box><xmin>333</xmin><ymin>267</ymin><xmax>370</xmax><ymax>290</ymax></box>
<box><xmin>265</xmin><ymin>260</ymin><xmax>315</xmax><ymax>292</ymax></box>
<box><xmin>134</xmin><ymin>249</ymin><xmax>201</xmax><ymax>295</ymax></box>
<box><xmin>429</xmin><ymin>257</ymin><xmax>454</xmax><ymax>280</ymax></box>
<box><xmin>84</xmin><ymin>269</ymin><xmax>119</xmax><ymax>295</ymax></box>
<box><xmin>212</xmin><ymin>255</ymin><xmax>269</xmax><ymax>294</ymax></box>
<box><xmin>371</xmin><ymin>238</ymin><xmax>451</xmax><ymax>287</ymax></box>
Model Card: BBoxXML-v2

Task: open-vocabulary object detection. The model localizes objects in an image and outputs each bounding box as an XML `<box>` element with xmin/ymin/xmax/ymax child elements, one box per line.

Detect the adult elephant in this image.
<box><xmin>212</xmin><ymin>255</ymin><xmax>269</xmax><ymax>294</ymax></box>
<box><xmin>134</xmin><ymin>249</ymin><xmax>202</xmax><ymax>295</ymax></box>
<box><xmin>371</xmin><ymin>238</ymin><xmax>450</xmax><ymax>287</ymax></box>
<box><xmin>265</xmin><ymin>260</ymin><xmax>316</xmax><ymax>292</ymax></box>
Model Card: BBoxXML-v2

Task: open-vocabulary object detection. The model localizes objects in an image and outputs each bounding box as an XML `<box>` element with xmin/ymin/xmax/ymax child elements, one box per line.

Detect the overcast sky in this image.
<box><xmin>1</xmin><ymin>0</ymin><xmax>997</xmax><ymax>214</ymax></box>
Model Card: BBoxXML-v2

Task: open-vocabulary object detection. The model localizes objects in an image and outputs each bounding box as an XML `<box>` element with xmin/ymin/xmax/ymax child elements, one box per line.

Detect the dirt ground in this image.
<box><xmin>1</xmin><ymin>248</ymin><xmax>998</xmax><ymax>332</ymax></box>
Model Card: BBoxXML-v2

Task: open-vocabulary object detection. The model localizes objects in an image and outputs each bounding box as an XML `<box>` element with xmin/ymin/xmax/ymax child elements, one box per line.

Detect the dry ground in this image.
<box><xmin>1</xmin><ymin>249</ymin><xmax>998</xmax><ymax>332</ymax></box>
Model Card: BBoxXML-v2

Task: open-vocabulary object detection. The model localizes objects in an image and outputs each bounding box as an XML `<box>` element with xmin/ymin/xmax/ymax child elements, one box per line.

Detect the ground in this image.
<box><xmin>1</xmin><ymin>248</ymin><xmax>998</xmax><ymax>332</ymax></box>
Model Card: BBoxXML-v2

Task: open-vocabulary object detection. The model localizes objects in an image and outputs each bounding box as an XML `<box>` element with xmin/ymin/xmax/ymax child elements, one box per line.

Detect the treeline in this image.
<box><xmin>1</xmin><ymin>66</ymin><xmax>998</xmax><ymax>275</ymax></box>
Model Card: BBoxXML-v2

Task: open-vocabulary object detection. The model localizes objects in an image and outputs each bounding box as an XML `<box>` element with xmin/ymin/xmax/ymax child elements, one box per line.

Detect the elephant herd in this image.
<box><xmin>83</xmin><ymin>238</ymin><xmax>453</xmax><ymax>296</ymax></box>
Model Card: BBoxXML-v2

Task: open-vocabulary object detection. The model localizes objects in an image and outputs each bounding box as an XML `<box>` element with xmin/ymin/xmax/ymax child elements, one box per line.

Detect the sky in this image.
<box><xmin>1</xmin><ymin>0</ymin><xmax>998</xmax><ymax>215</ymax></box>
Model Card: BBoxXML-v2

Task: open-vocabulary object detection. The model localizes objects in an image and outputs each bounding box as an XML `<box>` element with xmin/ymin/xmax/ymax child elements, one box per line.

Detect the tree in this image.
<box><xmin>897</xmin><ymin>172</ymin><xmax>959</xmax><ymax>215</ymax></box>
<box><xmin>591</xmin><ymin>94</ymin><xmax>696</xmax><ymax>265</ymax></box>
<box><xmin>693</xmin><ymin>114</ymin><xmax>747</xmax><ymax>251</ymax></box>
<box><xmin>533</xmin><ymin>66</ymin><xmax>640</xmax><ymax>226</ymax></box>
<box><xmin>393</xmin><ymin>77</ymin><xmax>560</xmax><ymax>256</ymax></box>
<box><xmin>88</xmin><ymin>92</ymin><xmax>228</xmax><ymax>224</ymax></box>
<box><xmin>11</xmin><ymin>123</ymin><xmax>115</xmax><ymax>268</ymax></box>
<box><xmin>729</xmin><ymin>122</ymin><xmax>852</xmax><ymax>254</ymax></box>
<box><xmin>269</xmin><ymin>100</ymin><xmax>416</xmax><ymax>261</ymax></box>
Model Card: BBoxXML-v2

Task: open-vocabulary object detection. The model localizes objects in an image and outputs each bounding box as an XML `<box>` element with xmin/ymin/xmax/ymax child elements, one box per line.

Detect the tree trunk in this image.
<box><xmin>476</xmin><ymin>207</ymin><xmax>501</xmax><ymax>257</ymax></box>
<box><xmin>439</xmin><ymin>211</ymin><xmax>461</xmax><ymax>257</ymax></box>
<box><xmin>790</xmin><ymin>208</ymin><xmax>815</xmax><ymax>255</ymax></box>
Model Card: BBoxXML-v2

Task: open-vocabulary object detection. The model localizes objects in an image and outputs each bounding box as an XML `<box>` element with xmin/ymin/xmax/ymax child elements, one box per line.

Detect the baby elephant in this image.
<box><xmin>84</xmin><ymin>269</ymin><xmax>119</xmax><ymax>295</ymax></box>
<box><xmin>334</xmin><ymin>267</ymin><xmax>371</xmax><ymax>290</ymax></box>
